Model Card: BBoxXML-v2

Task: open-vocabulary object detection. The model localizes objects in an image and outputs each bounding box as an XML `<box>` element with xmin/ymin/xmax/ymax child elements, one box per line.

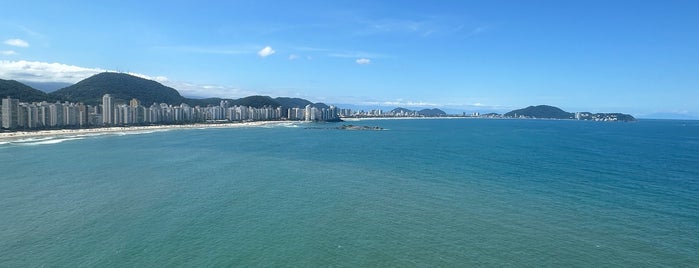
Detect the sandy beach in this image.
<box><xmin>0</xmin><ymin>121</ymin><xmax>295</xmax><ymax>142</ymax></box>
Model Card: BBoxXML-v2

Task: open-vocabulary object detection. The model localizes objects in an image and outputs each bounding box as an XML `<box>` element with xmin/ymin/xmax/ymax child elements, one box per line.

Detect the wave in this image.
<box><xmin>18</xmin><ymin>137</ymin><xmax>85</xmax><ymax>146</ymax></box>
<box><xmin>113</xmin><ymin>129</ymin><xmax>171</xmax><ymax>136</ymax></box>
<box><xmin>10</xmin><ymin>137</ymin><xmax>55</xmax><ymax>143</ymax></box>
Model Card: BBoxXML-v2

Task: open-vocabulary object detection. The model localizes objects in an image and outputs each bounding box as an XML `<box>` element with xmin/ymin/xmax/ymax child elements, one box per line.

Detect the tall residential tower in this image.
<box><xmin>102</xmin><ymin>94</ymin><xmax>113</xmax><ymax>125</ymax></box>
<box><xmin>2</xmin><ymin>97</ymin><xmax>19</xmax><ymax>129</ymax></box>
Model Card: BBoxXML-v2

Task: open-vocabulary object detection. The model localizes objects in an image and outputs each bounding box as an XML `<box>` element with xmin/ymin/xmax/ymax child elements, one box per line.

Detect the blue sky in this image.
<box><xmin>1</xmin><ymin>1</ymin><xmax>698</xmax><ymax>118</ymax></box>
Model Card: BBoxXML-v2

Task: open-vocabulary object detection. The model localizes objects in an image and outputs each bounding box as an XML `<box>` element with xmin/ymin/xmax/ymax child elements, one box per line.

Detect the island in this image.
<box><xmin>503</xmin><ymin>105</ymin><xmax>636</xmax><ymax>122</ymax></box>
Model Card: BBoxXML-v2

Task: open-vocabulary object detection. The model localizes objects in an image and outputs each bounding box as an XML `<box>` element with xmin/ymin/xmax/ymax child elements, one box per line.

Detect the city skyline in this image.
<box><xmin>1</xmin><ymin>1</ymin><xmax>698</xmax><ymax>119</ymax></box>
<box><xmin>0</xmin><ymin>93</ymin><xmax>344</xmax><ymax>130</ymax></box>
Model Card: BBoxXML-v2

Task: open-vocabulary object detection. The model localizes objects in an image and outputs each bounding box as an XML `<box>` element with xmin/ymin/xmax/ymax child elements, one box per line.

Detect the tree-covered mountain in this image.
<box><xmin>504</xmin><ymin>105</ymin><xmax>574</xmax><ymax>119</ymax></box>
<box><xmin>418</xmin><ymin>108</ymin><xmax>447</xmax><ymax>116</ymax></box>
<box><xmin>390</xmin><ymin>107</ymin><xmax>413</xmax><ymax>114</ymax></box>
<box><xmin>50</xmin><ymin>72</ymin><xmax>186</xmax><ymax>105</ymax></box>
<box><xmin>185</xmin><ymin>97</ymin><xmax>229</xmax><ymax>107</ymax></box>
<box><xmin>230</xmin><ymin>95</ymin><xmax>281</xmax><ymax>108</ymax></box>
<box><xmin>0</xmin><ymin>78</ymin><xmax>57</xmax><ymax>102</ymax></box>
<box><xmin>275</xmin><ymin>97</ymin><xmax>312</xmax><ymax>108</ymax></box>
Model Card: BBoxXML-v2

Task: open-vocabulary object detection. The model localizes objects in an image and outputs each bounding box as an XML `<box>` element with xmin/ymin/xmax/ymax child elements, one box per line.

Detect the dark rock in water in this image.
<box><xmin>338</xmin><ymin>125</ymin><xmax>384</xmax><ymax>130</ymax></box>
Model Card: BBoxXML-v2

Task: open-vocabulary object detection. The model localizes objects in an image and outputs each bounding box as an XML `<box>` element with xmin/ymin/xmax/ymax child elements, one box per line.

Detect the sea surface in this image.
<box><xmin>1</xmin><ymin>119</ymin><xmax>698</xmax><ymax>267</ymax></box>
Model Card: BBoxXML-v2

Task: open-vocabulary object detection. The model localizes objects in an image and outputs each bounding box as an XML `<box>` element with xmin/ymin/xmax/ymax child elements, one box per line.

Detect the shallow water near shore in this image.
<box><xmin>1</xmin><ymin>119</ymin><xmax>698</xmax><ymax>266</ymax></box>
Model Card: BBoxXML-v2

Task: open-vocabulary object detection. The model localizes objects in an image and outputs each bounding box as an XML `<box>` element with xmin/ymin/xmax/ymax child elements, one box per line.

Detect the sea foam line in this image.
<box><xmin>18</xmin><ymin>137</ymin><xmax>85</xmax><ymax>146</ymax></box>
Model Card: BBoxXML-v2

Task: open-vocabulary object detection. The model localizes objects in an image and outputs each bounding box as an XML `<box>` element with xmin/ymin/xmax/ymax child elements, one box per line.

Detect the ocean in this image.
<box><xmin>1</xmin><ymin>119</ymin><xmax>697</xmax><ymax>267</ymax></box>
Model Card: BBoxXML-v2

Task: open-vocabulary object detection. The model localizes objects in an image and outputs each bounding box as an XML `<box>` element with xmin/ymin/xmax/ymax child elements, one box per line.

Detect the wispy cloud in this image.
<box><xmin>4</xmin><ymin>38</ymin><xmax>29</xmax><ymax>48</ymax></box>
<box><xmin>16</xmin><ymin>25</ymin><xmax>46</xmax><ymax>39</ymax></box>
<box><xmin>288</xmin><ymin>54</ymin><xmax>299</xmax><ymax>60</ymax></box>
<box><xmin>355</xmin><ymin>58</ymin><xmax>371</xmax><ymax>65</ymax></box>
<box><xmin>257</xmin><ymin>46</ymin><xmax>275</xmax><ymax>57</ymax></box>
<box><xmin>355</xmin><ymin>17</ymin><xmax>427</xmax><ymax>36</ymax></box>
<box><xmin>292</xmin><ymin>46</ymin><xmax>332</xmax><ymax>52</ymax></box>
<box><xmin>154</xmin><ymin>45</ymin><xmax>253</xmax><ymax>55</ymax></box>
<box><xmin>329</xmin><ymin>51</ymin><xmax>384</xmax><ymax>59</ymax></box>
<box><xmin>350</xmin><ymin>13</ymin><xmax>490</xmax><ymax>40</ymax></box>
<box><xmin>465</xmin><ymin>26</ymin><xmax>488</xmax><ymax>37</ymax></box>
<box><xmin>0</xmin><ymin>50</ymin><xmax>17</xmax><ymax>55</ymax></box>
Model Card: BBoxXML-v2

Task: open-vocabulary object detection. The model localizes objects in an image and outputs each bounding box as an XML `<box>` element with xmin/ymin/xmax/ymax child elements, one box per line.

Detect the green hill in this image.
<box><xmin>504</xmin><ymin>105</ymin><xmax>573</xmax><ymax>119</ymax></box>
<box><xmin>418</xmin><ymin>108</ymin><xmax>447</xmax><ymax>117</ymax></box>
<box><xmin>0</xmin><ymin>78</ymin><xmax>56</xmax><ymax>102</ymax></box>
<box><xmin>230</xmin><ymin>95</ymin><xmax>281</xmax><ymax>108</ymax></box>
<box><xmin>390</xmin><ymin>107</ymin><xmax>413</xmax><ymax>114</ymax></box>
<box><xmin>50</xmin><ymin>72</ymin><xmax>186</xmax><ymax>105</ymax></box>
<box><xmin>275</xmin><ymin>97</ymin><xmax>313</xmax><ymax>108</ymax></box>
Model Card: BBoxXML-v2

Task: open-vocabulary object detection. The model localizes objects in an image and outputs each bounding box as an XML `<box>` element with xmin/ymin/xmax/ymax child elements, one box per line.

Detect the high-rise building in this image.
<box><xmin>2</xmin><ymin>97</ymin><xmax>19</xmax><ymax>129</ymax></box>
<box><xmin>102</xmin><ymin>94</ymin><xmax>113</xmax><ymax>125</ymax></box>
<box><xmin>305</xmin><ymin>104</ymin><xmax>312</xmax><ymax>121</ymax></box>
<box><xmin>49</xmin><ymin>102</ymin><xmax>63</xmax><ymax>127</ymax></box>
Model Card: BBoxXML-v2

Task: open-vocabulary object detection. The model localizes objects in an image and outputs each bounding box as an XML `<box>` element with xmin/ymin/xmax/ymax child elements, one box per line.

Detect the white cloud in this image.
<box><xmin>125</xmin><ymin>72</ymin><xmax>168</xmax><ymax>83</ymax></box>
<box><xmin>288</xmin><ymin>54</ymin><xmax>299</xmax><ymax>60</ymax></box>
<box><xmin>0</xmin><ymin>60</ymin><xmax>105</xmax><ymax>83</ymax></box>
<box><xmin>4</xmin><ymin>39</ymin><xmax>29</xmax><ymax>47</ymax></box>
<box><xmin>356</xmin><ymin>58</ymin><xmax>371</xmax><ymax>65</ymax></box>
<box><xmin>0</xmin><ymin>60</ymin><xmax>167</xmax><ymax>84</ymax></box>
<box><xmin>257</xmin><ymin>46</ymin><xmax>275</xmax><ymax>57</ymax></box>
<box><xmin>1</xmin><ymin>50</ymin><xmax>17</xmax><ymax>55</ymax></box>
<box><xmin>0</xmin><ymin>60</ymin><xmax>259</xmax><ymax>99</ymax></box>
<box><xmin>154</xmin><ymin>45</ymin><xmax>252</xmax><ymax>55</ymax></box>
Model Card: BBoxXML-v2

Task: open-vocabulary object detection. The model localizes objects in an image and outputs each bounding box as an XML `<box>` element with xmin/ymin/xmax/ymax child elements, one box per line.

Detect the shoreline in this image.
<box><xmin>0</xmin><ymin>121</ymin><xmax>298</xmax><ymax>142</ymax></box>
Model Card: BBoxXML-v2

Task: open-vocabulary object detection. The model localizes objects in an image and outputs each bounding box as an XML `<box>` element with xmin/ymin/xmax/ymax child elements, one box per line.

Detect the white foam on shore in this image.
<box><xmin>113</xmin><ymin>129</ymin><xmax>171</xmax><ymax>136</ymax></box>
<box><xmin>18</xmin><ymin>137</ymin><xmax>85</xmax><ymax>146</ymax></box>
<box><xmin>11</xmin><ymin>137</ymin><xmax>55</xmax><ymax>143</ymax></box>
<box><xmin>0</xmin><ymin>121</ymin><xmax>306</xmax><ymax>144</ymax></box>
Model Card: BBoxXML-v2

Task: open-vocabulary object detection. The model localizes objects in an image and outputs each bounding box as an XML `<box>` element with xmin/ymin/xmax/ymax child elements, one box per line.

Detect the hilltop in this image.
<box><xmin>504</xmin><ymin>105</ymin><xmax>573</xmax><ymax>119</ymax></box>
<box><xmin>418</xmin><ymin>108</ymin><xmax>447</xmax><ymax>117</ymax></box>
<box><xmin>50</xmin><ymin>72</ymin><xmax>186</xmax><ymax>105</ymax></box>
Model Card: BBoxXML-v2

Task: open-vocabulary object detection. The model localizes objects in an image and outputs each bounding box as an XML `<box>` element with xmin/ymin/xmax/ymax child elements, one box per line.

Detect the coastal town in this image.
<box><xmin>0</xmin><ymin>94</ymin><xmax>342</xmax><ymax>130</ymax></box>
<box><xmin>0</xmin><ymin>94</ymin><xmax>636</xmax><ymax>133</ymax></box>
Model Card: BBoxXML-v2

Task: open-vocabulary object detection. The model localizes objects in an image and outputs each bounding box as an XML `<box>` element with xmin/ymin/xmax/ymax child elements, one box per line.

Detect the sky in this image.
<box><xmin>1</xmin><ymin>0</ymin><xmax>698</xmax><ymax>118</ymax></box>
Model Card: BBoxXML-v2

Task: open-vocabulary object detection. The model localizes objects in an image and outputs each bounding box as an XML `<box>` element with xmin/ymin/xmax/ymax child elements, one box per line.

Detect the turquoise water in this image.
<box><xmin>1</xmin><ymin>119</ymin><xmax>698</xmax><ymax>267</ymax></box>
